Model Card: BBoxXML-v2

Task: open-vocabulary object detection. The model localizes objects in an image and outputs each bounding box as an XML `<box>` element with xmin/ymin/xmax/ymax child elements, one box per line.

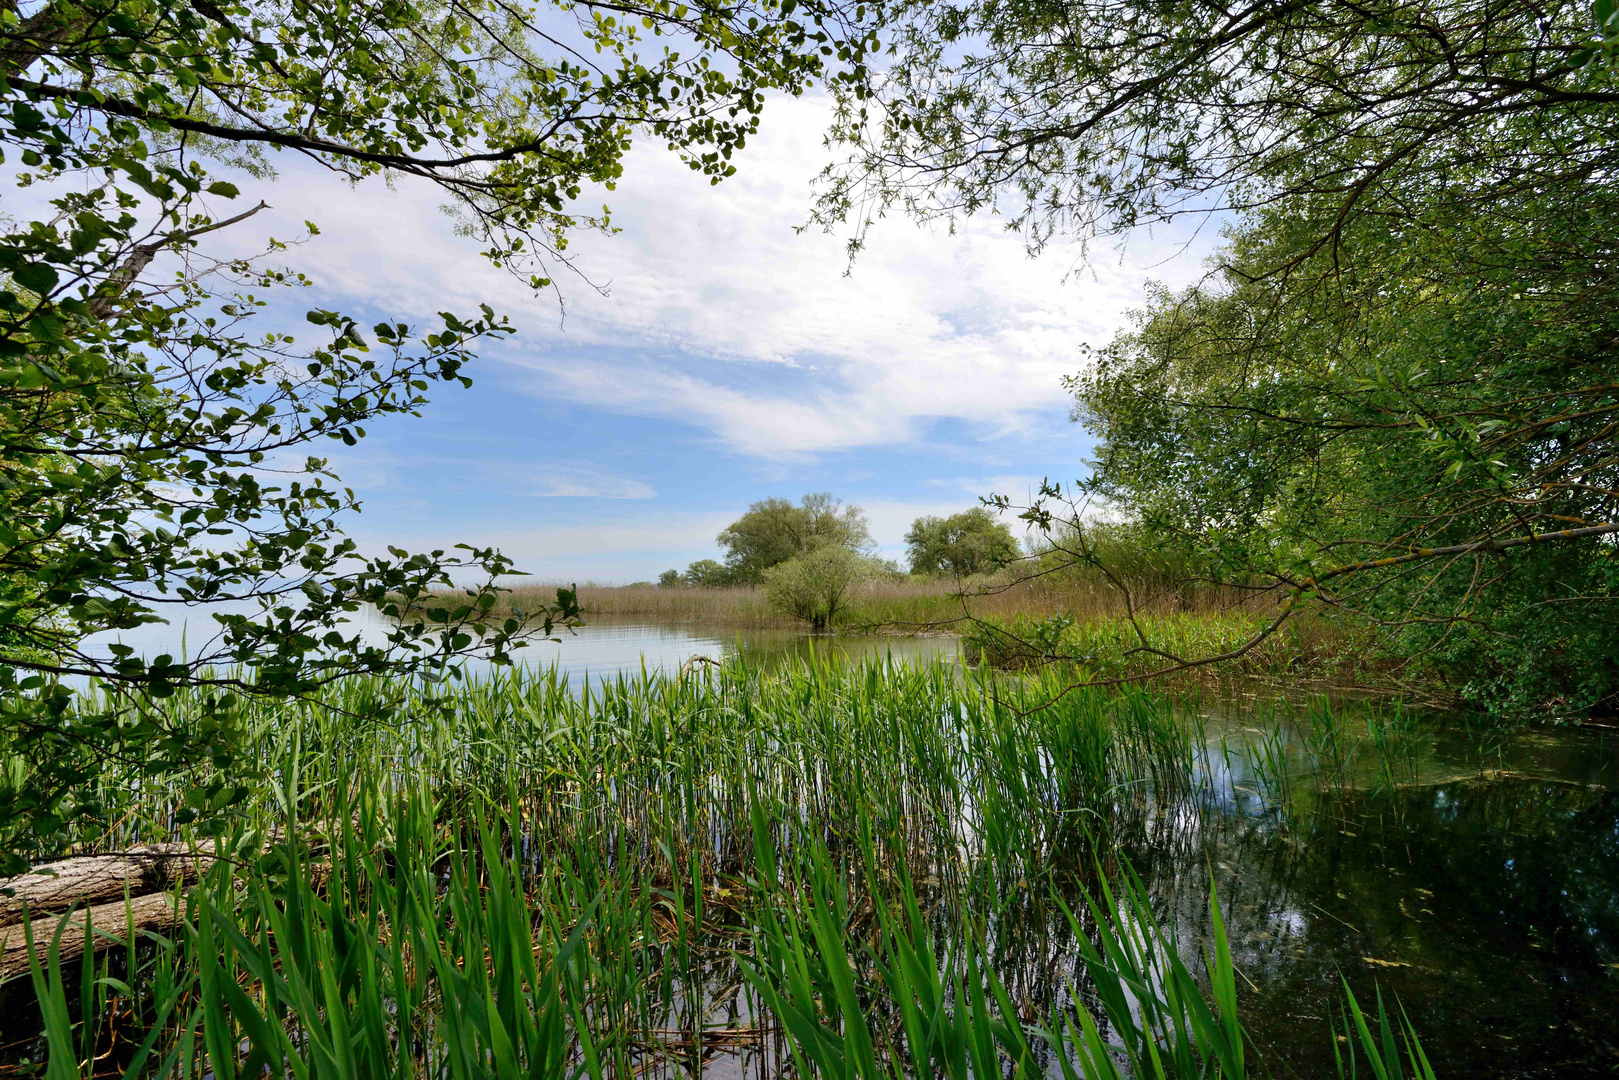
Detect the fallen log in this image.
<box><xmin>0</xmin><ymin>891</ymin><xmax>184</xmax><ymax>983</ymax></box>
<box><xmin>0</xmin><ymin>846</ymin><xmax>212</xmax><ymax>925</ymax></box>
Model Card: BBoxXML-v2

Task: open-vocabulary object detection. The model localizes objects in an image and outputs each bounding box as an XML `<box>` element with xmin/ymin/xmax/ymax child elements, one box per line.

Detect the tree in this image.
<box><xmin>823</xmin><ymin>0</ymin><xmax>1619</xmax><ymax>261</ymax></box>
<box><xmin>820</xmin><ymin>0</ymin><xmax>1619</xmax><ymax>711</ymax></box>
<box><xmin>717</xmin><ymin>492</ymin><xmax>872</xmax><ymax>583</ymax></box>
<box><xmin>657</xmin><ymin>570</ymin><xmax>683</xmax><ymax>588</ymax></box>
<box><xmin>760</xmin><ymin>545</ymin><xmax>870</xmax><ymax>631</ymax></box>
<box><xmin>905</xmin><ymin>508</ymin><xmax>1019</xmax><ymax>577</ymax></box>
<box><xmin>683</xmin><ymin>559</ymin><xmax>734</xmax><ymax>588</ymax></box>
<box><xmin>1069</xmin><ymin>197</ymin><xmax>1619</xmax><ymax>710</ymax></box>
<box><xmin>0</xmin><ymin>0</ymin><xmax>878</xmax><ymax>866</ymax></box>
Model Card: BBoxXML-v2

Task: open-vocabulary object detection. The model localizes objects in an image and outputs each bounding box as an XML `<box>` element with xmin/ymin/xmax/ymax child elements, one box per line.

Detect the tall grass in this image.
<box><xmin>740</xmin><ymin>822</ymin><xmax>1427</xmax><ymax>1080</ymax></box>
<box><xmin>20</xmin><ymin>788</ymin><xmax>1430</xmax><ymax>1080</ymax></box>
<box><xmin>3</xmin><ymin>659</ymin><xmax>1437</xmax><ymax>1078</ymax></box>
<box><xmin>494</xmin><ymin>571</ymin><xmax>1264</xmax><ymax>634</ymax></box>
<box><xmin>49</xmin><ymin>659</ymin><xmax>1201</xmax><ymax>895</ymax></box>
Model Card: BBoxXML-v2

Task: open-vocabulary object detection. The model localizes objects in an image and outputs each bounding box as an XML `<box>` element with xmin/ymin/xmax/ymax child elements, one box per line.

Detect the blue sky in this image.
<box><xmin>204</xmin><ymin>94</ymin><xmax>1215</xmax><ymax>582</ymax></box>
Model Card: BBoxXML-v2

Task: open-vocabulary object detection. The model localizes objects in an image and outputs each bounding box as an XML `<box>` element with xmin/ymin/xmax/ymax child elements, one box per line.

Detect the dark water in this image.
<box><xmin>1136</xmin><ymin>711</ymin><xmax>1619</xmax><ymax>1078</ymax></box>
<box><xmin>1210</xmin><ymin>780</ymin><xmax>1619</xmax><ymax>1077</ymax></box>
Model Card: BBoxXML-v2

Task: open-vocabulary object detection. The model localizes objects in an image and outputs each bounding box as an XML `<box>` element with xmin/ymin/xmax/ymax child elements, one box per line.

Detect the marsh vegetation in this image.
<box><xmin>8</xmin><ymin>658</ymin><xmax>1609</xmax><ymax>1079</ymax></box>
<box><xmin>5</xmin><ymin>0</ymin><xmax>1615</xmax><ymax>1075</ymax></box>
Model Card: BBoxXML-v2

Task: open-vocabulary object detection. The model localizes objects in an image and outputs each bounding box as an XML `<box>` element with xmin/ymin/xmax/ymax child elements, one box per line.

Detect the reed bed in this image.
<box><xmin>58</xmin><ymin>659</ymin><xmax>1199</xmax><ymax>910</ymax></box>
<box><xmin>963</xmin><ymin>609</ymin><xmax>1364</xmax><ymax>682</ymax></box>
<box><xmin>491</xmin><ymin>574</ymin><xmax>1371</xmax><ymax>688</ymax></box>
<box><xmin>3</xmin><ymin>658</ymin><xmax>1430</xmax><ymax>1079</ymax></box>
<box><xmin>495</xmin><ymin>572</ymin><xmax>1263</xmax><ymax>634</ymax></box>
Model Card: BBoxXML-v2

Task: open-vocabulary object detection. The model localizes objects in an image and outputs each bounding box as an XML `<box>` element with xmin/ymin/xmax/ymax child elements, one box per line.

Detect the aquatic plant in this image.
<box><xmin>1</xmin><ymin>658</ymin><xmax>1460</xmax><ymax>1078</ymax></box>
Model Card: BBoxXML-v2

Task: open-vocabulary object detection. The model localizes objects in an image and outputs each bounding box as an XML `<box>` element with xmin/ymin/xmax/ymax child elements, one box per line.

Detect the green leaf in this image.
<box><xmin>12</xmin><ymin>261</ymin><xmax>59</xmax><ymax>295</ymax></box>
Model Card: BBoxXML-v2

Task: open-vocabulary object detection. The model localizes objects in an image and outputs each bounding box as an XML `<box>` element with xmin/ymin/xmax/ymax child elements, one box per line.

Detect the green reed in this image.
<box><xmin>7</xmin><ymin>656</ymin><xmax>1434</xmax><ymax>1078</ymax></box>
<box><xmin>740</xmin><ymin>817</ymin><xmax>1427</xmax><ymax>1080</ymax></box>
<box><xmin>961</xmin><ymin>609</ymin><xmax>1356</xmax><ymax>682</ymax></box>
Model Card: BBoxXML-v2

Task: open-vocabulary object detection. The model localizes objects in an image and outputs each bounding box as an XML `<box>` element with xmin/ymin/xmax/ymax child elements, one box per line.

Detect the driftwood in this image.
<box><xmin>0</xmin><ymin>823</ymin><xmax>353</xmax><ymax>978</ymax></box>
<box><xmin>0</xmin><ymin>832</ymin><xmax>332</xmax><ymax>978</ymax></box>
<box><xmin>0</xmin><ymin>845</ymin><xmax>212</xmax><ymax>924</ymax></box>
<box><xmin>0</xmin><ymin>847</ymin><xmax>210</xmax><ymax>980</ymax></box>
<box><xmin>0</xmin><ymin>891</ymin><xmax>185</xmax><ymax>982</ymax></box>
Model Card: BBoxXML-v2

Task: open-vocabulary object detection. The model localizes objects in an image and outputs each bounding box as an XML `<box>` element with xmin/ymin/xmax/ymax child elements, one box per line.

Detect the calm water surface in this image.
<box><xmin>80</xmin><ymin>606</ymin><xmax>961</xmax><ymax>687</ymax></box>
<box><xmin>1130</xmin><ymin>706</ymin><xmax>1619</xmax><ymax>1078</ymax></box>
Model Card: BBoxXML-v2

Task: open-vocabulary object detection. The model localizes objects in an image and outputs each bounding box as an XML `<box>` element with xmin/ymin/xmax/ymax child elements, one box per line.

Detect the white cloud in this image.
<box><xmin>226</xmin><ymin>93</ymin><xmax>1213</xmax><ymax>461</ymax></box>
<box><xmin>175</xmin><ymin>93</ymin><xmax>1213</xmax><ymax>576</ymax></box>
<box><xmin>349</xmin><ymin>510</ymin><xmax>735</xmax><ymax>583</ymax></box>
<box><xmin>532</xmin><ymin>466</ymin><xmax>656</xmax><ymax>500</ymax></box>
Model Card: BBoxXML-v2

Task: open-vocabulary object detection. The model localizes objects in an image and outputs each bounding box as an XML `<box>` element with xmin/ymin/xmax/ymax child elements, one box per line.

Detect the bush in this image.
<box><xmin>761</xmin><ymin>546</ymin><xmax>872</xmax><ymax>631</ymax></box>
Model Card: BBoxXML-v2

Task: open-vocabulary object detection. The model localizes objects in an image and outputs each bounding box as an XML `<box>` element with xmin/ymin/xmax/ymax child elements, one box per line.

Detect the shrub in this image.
<box><xmin>761</xmin><ymin>546</ymin><xmax>872</xmax><ymax>631</ymax></box>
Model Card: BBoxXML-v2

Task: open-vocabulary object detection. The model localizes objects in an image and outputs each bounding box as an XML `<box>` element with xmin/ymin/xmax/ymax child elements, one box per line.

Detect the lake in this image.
<box><xmin>77</xmin><ymin>606</ymin><xmax>962</xmax><ymax>688</ymax></box>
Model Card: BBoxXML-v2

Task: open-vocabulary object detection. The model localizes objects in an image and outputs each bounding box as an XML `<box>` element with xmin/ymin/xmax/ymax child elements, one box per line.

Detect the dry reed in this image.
<box><xmin>492</xmin><ymin>573</ymin><xmax>1267</xmax><ymax>634</ymax></box>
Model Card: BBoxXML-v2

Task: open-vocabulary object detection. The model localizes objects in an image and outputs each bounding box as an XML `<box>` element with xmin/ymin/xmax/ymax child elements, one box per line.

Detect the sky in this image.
<box><xmin>203</xmin><ymin>94</ymin><xmax>1216</xmax><ymax>582</ymax></box>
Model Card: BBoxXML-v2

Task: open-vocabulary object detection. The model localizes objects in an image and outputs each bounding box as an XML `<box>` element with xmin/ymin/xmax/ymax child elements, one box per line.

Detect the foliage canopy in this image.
<box><xmin>716</xmin><ymin>492</ymin><xmax>873</xmax><ymax>584</ymax></box>
<box><xmin>836</xmin><ymin>0</ymin><xmax>1619</xmax><ymax>711</ymax></box>
<box><xmin>904</xmin><ymin>507</ymin><xmax>1018</xmax><ymax>578</ymax></box>
<box><xmin>683</xmin><ymin>558</ymin><xmax>734</xmax><ymax>588</ymax></box>
<box><xmin>823</xmin><ymin>0</ymin><xmax>1619</xmax><ymax>256</ymax></box>
<box><xmin>0</xmin><ymin>0</ymin><xmax>878</xmax><ymax>865</ymax></box>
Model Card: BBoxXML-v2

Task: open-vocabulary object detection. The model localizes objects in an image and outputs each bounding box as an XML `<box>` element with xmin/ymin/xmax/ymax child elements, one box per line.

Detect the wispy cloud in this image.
<box><xmin>532</xmin><ymin>466</ymin><xmax>656</xmax><ymax>500</ymax></box>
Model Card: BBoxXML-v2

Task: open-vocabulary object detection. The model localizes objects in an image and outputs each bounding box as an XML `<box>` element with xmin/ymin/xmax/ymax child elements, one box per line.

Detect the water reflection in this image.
<box><xmin>78</xmin><ymin>605</ymin><xmax>962</xmax><ymax>688</ymax></box>
<box><xmin>514</xmin><ymin>617</ymin><xmax>961</xmax><ymax>686</ymax></box>
<box><xmin>918</xmin><ymin>704</ymin><xmax>1619</xmax><ymax>1078</ymax></box>
<box><xmin>1132</xmin><ymin>712</ymin><xmax>1619</xmax><ymax>1078</ymax></box>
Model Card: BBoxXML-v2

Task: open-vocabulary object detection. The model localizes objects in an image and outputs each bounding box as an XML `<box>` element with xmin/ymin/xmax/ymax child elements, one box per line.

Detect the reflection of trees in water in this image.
<box><xmin>930</xmin><ymin>775</ymin><xmax>1619</xmax><ymax>1078</ymax></box>
<box><xmin>1123</xmin><ymin>781</ymin><xmax>1619</xmax><ymax>1079</ymax></box>
<box><xmin>738</xmin><ymin>718</ymin><xmax>1619</xmax><ymax>1080</ymax></box>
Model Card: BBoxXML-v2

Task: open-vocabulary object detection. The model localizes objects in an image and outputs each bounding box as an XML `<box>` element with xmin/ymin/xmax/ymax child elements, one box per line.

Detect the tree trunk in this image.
<box><xmin>0</xmin><ymin>846</ymin><xmax>211</xmax><ymax>924</ymax></box>
<box><xmin>0</xmin><ymin>847</ymin><xmax>215</xmax><ymax>978</ymax></box>
<box><xmin>0</xmin><ymin>891</ymin><xmax>186</xmax><ymax>982</ymax></box>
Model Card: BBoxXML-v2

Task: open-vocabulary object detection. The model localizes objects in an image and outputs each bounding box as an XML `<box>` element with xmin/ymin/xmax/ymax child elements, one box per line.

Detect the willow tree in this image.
<box><xmin>827</xmin><ymin>0</ymin><xmax>1619</xmax><ymax>710</ymax></box>
<box><xmin>0</xmin><ymin>0</ymin><xmax>878</xmax><ymax>865</ymax></box>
